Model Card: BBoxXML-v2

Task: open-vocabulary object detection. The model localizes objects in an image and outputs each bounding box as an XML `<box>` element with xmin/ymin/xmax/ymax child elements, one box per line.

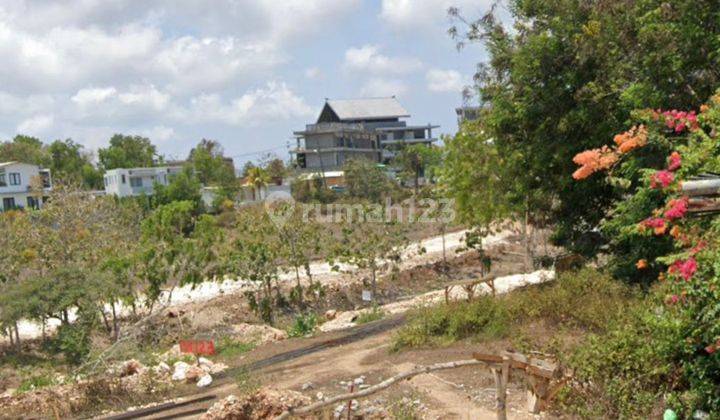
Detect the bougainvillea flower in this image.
<box><xmin>706</xmin><ymin>344</ymin><xmax>716</xmax><ymax>354</ymax></box>
<box><xmin>667</xmin><ymin>152</ymin><xmax>682</xmax><ymax>171</ymax></box>
<box><xmin>664</xmin><ymin>197</ymin><xmax>689</xmax><ymax>220</ymax></box>
<box><xmin>651</xmin><ymin>170</ymin><xmax>674</xmax><ymax>189</ymax></box>
<box><xmin>636</xmin><ymin>259</ymin><xmax>648</xmax><ymax>269</ymax></box>
<box><xmin>669</xmin><ymin>225</ymin><xmax>682</xmax><ymax>239</ymax></box>
<box><xmin>669</xmin><ymin>257</ymin><xmax>697</xmax><ymax>281</ymax></box>
<box><xmin>691</xmin><ymin>241</ymin><xmax>707</xmax><ymax>255</ymax></box>
<box><xmin>641</xmin><ymin>217</ymin><xmax>667</xmax><ymax>235</ymax></box>
<box><xmin>666</xmin><ymin>294</ymin><xmax>680</xmax><ymax>305</ymax></box>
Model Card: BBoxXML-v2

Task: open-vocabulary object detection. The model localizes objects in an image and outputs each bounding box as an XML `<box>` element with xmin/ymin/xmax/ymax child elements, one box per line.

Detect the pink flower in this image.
<box><xmin>651</xmin><ymin>170</ymin><xmax>674</xmax><ymax>189</ymax></box>
<box><xmin>667</xmin><ymin>294</ymin><xmax>680</xmax><ymax>305</ymax></box>
<box><xmin>667</xmin><ymin>152</ymin><xmax>681</xmax><ymax>171</ymax></box>
<box><xmin>669</xmin><ymin>257</ymin><xmax>697</xmax><ymax>281</ymax></box>
<box><xmin>664</xmin><ymin>197</ymin><xmax>689</xmax><ymax>220</ymax></box>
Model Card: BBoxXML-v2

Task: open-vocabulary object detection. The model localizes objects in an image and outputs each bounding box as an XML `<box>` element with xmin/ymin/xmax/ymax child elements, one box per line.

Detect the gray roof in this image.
<box><xmin>326</xmin><ymin>97</ymin><xmax>409</xmax><ymax>121</ymax></box>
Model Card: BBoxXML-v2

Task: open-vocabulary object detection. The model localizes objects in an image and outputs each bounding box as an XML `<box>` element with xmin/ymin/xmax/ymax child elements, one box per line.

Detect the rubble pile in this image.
<box><xmin>170</xmin><ymin>357</ymin><xmax>227</xmax><ymax>388</ymax></box>
<box><xmin>202</xmin><ymin>388</ymin><xmax>311</xmax><ymax>420</ymax></box>
<box><xmin>230</xmin><ymin>323</ymin><xmax>288</xmax><ymax>345</ymax></box>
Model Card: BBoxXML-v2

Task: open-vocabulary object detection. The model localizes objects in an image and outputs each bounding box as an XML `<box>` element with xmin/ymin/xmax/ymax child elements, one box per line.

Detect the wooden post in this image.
<box><xmin>493</xmin><ymin>357</ymin><xmax>509</xmax><ymax>420</ymax></box>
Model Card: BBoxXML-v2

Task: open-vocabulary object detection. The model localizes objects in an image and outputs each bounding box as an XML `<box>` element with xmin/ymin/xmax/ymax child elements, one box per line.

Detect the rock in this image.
<box><xmin>316</xmin><ymin>392</ymin><xmax>324</xmax><ymax>400</ymax></box>
<box><xmin>172</xmin><ymin>361</ymin><xmax>190</xmax><ymax>381</ymax></box>
<box><xmin>197</xmin><ymin>374</ymin><xmax>213</xmax><ymax>388</ymax></box>
<box><xmin>198</xmin><ymin>357</ymin><xmax>213</xmax><ymax>367</ymax></box>
<box><xmin>202</xmin><ymin>388</ymin><xmax>310</xmax><ymax>420</ymax></box>
<box><xmin>155</xmin><ymin>362</ymin><xmax>171</xmax><ymax>374</ymax></box>
<box><xmin>353</xmin><ymin>377</ymin><xmax>364</xmax><ymax>385</ymax></box>
<box><xmin>231</xmin><ymin>323</ymin><xmax>288</xmax><ymax>345</ymax></box>
<box><xmin>209</xmin><ymin>362</ymin><xmax>228</xmax><ymax>375</ymax></box>
<box><xmin>324</xmin><ymin>309</ymin><xmax>337</xmax><ymax>320</ymax></box>
<box><xmin>301</xmin><ymin>382</ymin><xmax>313</xmax><ymax>391</ymax></box>
<box><xmin>120</xmin><ymin>360</ymin><xmax>145</xmax><ymax>377</ymax></box>
<box><xmin>185</xmin><ymin>366</ymin><xmax>205</xmax><ymax>382</ymax></box>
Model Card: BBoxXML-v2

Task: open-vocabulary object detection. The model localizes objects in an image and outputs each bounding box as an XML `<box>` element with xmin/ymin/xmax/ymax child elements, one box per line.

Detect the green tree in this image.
<box><xmin>152</xmin><ymin>166</ymin><xmax>203</xmax><ymax>210</ymax></box>
<box><xmin>449</xmin><ymin>0</ymin><xmax>720</xmax><ymax>255</ymax></box>
<box><xmin>0</xmin><ymin>135</ymin><xmax>51</xmax><ymax>166</ymax></box>
<box><xmin>98</xmin><ymin>134</ymin><xmax>157</xmax><ymax>170</ymax></box>
<box><xmin>343</xmin><ymin>158</ymin><xmax>394</xmax><ymax>203</ymax></box>
<box><xmin>244</xmin><ymin>166</ymin><xmax>269</xmax><ymax>201</ymax></box>
<box><xmin>48</xmin><ymin>139</ymin><xmax>103</xmax><ymax>189</ymax></box>
<box><xmin>396</xmin><ymin>144</ymin><xmax>443</xmax><ymax>192</ymax></box>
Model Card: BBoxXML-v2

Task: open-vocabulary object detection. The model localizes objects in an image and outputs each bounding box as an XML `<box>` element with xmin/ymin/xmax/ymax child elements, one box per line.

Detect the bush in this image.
<box><xmin>355</xmin><ymin>306</ymin><xmax>385</xmax><ymax>324</ymax></box>
<box><xmin>392</xmin><ymin>268</ymin><xmax>638</xmax><ymax>351</ymax></box>
<box><xmin>217</xmin><ymin>337</ymin><xmax>256</xmax><ymax>358</ymax></box>
<box><xmin>287</xmin><ymin>313</ymin><xmax>318</xmax><ymax>338</ymax></box>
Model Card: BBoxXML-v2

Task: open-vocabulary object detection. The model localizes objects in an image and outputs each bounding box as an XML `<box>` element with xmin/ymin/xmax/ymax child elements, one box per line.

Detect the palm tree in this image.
<box><xmin>245</xmin><ymin>166</ymin><xmax>269</xmax><ymax>201</ymax></box>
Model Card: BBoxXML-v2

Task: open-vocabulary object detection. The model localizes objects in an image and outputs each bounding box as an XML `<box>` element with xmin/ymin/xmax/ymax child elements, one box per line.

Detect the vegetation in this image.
<box><xmin>355</xmin><ymin>306</ymin><xmax>385</xmax><ymax>325</ymax></box>
<box><xmin>392</xmin><ymin>269</ymin><xmax>638</xmax><ymax>351</ymax></box>
<box><xmin>98</xmin><ymin>134</ymin><xmax>158</xmax><ymax>170</ymax></box>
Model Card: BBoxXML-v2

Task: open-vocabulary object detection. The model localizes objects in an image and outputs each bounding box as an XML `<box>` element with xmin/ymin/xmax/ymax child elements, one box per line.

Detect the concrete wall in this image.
<box><xmin>0</xmin><ymin>163</ymin><xmax>46</xmax><ymax>211</ymax></box>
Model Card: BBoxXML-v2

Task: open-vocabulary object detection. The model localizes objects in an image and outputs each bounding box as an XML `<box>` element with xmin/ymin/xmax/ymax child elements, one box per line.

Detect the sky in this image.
<box><xmin>0</xmin><ymin>0</ymin><xmax>496</xmax><ymax>166</ymax></box>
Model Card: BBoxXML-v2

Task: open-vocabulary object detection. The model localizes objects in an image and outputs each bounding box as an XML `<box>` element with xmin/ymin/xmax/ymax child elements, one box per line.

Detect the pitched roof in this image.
<box><xmin>323</xmin><ymin>97</ymin><xmax>409</xmax><ymax>121</ymax></box>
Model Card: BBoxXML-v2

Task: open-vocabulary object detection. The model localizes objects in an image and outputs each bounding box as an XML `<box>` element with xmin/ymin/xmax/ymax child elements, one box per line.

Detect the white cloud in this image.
<box><xmin>426</xmin><ymin>68</ymin><xmax>467</xmax><ymax>93</ymax></box>
<box><xmin>184</xmin><ymin>82</ymin><xmax>313</xmax><ymax>126</ymax></box>
<box><xmin>344</xmin><ymin>45</ymin><xmax>422</xmax><ymax>75</ymax></box>
<box><xmin>380</xmin><ymin>0</ymin><xmax>491</xmax><ymax>27</ymax></box>
<box><xmin>17</xmin><ymin>114</ymin><xmax>54</xmax><ymax>135</ymax></box>
<box><xmin>71</xmin><ymin>85</ymin><xmax>171</xmax><ymax>121</ymax></box>
<box><xmin>139</xmin><ymin>125</ymin><xmax>175</xmax><ymax>143</ymax></box>
<box><xmin>359</xmin><ymin>78</ymin><xmax>408</xmax><ymax>97</ymax></box>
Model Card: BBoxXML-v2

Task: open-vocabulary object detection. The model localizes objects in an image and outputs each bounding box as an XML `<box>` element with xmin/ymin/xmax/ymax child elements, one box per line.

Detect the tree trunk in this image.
<box><xmin>100</xmin><ymin>308</ymin><xmax>111</xmax><ymax>333</ymax></box>
<box><xmin>441</xmin><ymin>224</ymin><xmax>447</xmax><ymax>267</ymax></box>
<box><xmin>13</xmin><ymin>322</ymin><xmax>20</xmax><ymax>350</ymax></box>
<box><xmin>523</xmin><ymin>209</ymin><xmax>533</xmax><ymax>272</ymax></box>
<box><xmin>7</xmin><ymin>327</ymin><xmax>14</xmax><ymax>347</ymax></box>
<box><xmin>371</xmin><ymin>264</ymin><xmax>378</xmax><ymax>302</ymax></box>
<box><xmin>111</xmin><ymin>301</ymin><xmax>119</xmax><ymax>341</ymax></box>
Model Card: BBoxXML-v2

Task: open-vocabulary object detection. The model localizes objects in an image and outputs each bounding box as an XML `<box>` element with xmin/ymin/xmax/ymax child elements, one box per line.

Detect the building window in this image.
<box><xmin>2</xmin><ymin>197</ymin><xmax>15</xmax><ymax>210</ymax></box>
<box><xmin>0</xmin><ymin>169</ymin><xmax>6</xmax><ymax>187</ymax></box>
<box><xmin>130</xmin><ymin>177</ymin><xmax>143</xmax><ymax>187</ymax></box>
<box><xmin>8</xmin><ymin>173</ymin><xmax>20</xmax><ymax>185</ymax></box>
<box><xmin>121</xmin><ymin>174</ymin><xmax>126</xmax><ymax>184</ymax></box>
<box><xmin>27</xmin><ymin>196</ymin><xmax>39</xmax><ymax>209</ymax></box>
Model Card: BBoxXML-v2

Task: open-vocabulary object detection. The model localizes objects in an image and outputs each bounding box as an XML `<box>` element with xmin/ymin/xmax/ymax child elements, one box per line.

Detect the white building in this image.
<box><xmin>103</xmin><ymin>166</ymin><xmax>183</xmax><ymax>198</ymax></box>
<box><xmin>0</xmin><ymin>162</ymin><xmax>52</xmax><ymax>211</ymax></box>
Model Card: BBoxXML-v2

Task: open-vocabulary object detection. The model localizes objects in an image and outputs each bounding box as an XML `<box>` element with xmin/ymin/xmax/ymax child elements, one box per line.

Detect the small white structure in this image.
<box><xmin>103</xmin><ymin>166</ymin><xmax>183</xmax><ymax>198</ymax></box>
<box><xmin>0</xmin><ymin>162</ymin><xmax>52</xmax><ymax>211</ymax></box>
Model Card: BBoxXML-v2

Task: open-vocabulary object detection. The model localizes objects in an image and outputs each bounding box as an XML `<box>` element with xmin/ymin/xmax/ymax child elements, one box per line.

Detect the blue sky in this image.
<box><xmin>0</xmin><ymin>0</ymin><xmax>495</xmax><ymax>167</ymax></box>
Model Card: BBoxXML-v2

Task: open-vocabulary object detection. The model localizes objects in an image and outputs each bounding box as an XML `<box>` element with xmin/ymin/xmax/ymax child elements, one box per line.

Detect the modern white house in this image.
<box><xmin>0</xmin><ymin>162</ymin><xmax>52</xmax><ymax>211</ymax></box>
<box><xmin>103</xmin><ymin>166</ymin><xmax>183</xmax><ymax>198</ymax></box>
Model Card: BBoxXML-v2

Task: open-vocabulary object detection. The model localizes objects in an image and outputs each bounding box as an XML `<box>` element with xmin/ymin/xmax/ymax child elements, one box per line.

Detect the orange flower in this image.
<box><xmin>701</xmin><ymin>104</ymin><xmax>710</xmax><ymax>113</ymax></box>
<box><xmin>572</xmin><ymin>165</ymin><xmax>594</xmax><ymax>180</ymax></box>
<box><xmin>636</xmin><ymin>259</ymin><xmax>648</xmax><ymax>269</ymax></box>
<box><xmin>654</xmin><ymin>224</ymin><xmax>667</xmax><ymax>236</ymax></box>
<box><xmin>670</xmin><ymin>225</ymin><xmax>682</xmax><ymax>239</ymax></box>
<box><xmin>573</xmin><ymin>149</ymin><xmax>601</xmax><ymax>166</ymax></box>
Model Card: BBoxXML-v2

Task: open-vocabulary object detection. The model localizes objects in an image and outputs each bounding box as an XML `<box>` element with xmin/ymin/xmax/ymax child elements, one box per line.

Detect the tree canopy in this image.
<box><xmin>98</xmin><ymin>134</ymin><xmax>158</xmax><ymax>170</ymax></box>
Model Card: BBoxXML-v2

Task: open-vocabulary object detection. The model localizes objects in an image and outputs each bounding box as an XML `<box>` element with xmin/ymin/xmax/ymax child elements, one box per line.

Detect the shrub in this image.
<box><xmin>392</xmin><ymin>268</ymin><xmax>638</xmax><ymax>351</ymax></box>
<box><xmin>287</xmin><ymin>313</ymin><xmax>318</xmax><ymax>338</ymax></box>
<box><xmin>217</xmin><ymin>337</ymin><xmax>256</xmax><ymax>358</ymax></box>
<box><xmin>355</xmin><ymin>306</ymin><xmax>386</xmax><ymax>324</ymax></box>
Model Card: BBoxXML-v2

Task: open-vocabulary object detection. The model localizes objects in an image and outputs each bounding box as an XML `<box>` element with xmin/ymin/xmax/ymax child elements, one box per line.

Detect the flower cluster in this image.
<box><xmin>613</xmin><ymin>124</ymin><xmax>648</xmax><ymax>153</ymax></box>
<box><xmin>653</xmin><ymin>109</ymin><xmax>699</xmax><ymax>133</ymax></box>
<box><xmin>650</xmin><ymin>170</ymin><xmax>674</xmax><ymax>189</ymax></box>
<box><xmin>572</xmin><ymin>146</ymin><xmax>619</xmax><ymax>180</ymax></box>
<box><xmin>668</xmin><ymin>257</ymin><xmax>698</xmax><ymax>281</ymax></box>
<box><xmin>664</xmin><ymin>197</ymin><xmax>689</xmax><ymax>220</ymax></box>
<box><xmin>640</xmin><ymin>217</ymin><xmax>667</xmax><ymax>235</ymax></box>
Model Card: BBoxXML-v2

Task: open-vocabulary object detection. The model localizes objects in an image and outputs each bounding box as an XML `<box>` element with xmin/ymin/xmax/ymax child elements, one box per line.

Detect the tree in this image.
<box><xmin>272</xmin><ymin>204</ymin><xmax>326</xmax><ymax>308</ymax></box>
<box><xmin>260</xmin><ymin>153</ymin><xmax>287</xmax><ymax>182</ymax></box>
<box><xmin>98</xmin><ymin>134</ymin><xmax>157</xmax><ymax>170</ymax></box>
<box><xmin>241</xmin><ymin>161</ymin><xmax>257</xmax><ymax>177</ymax></box>
<box><xmin>343</xmin><ymin>158</ymin><xmax>394</xmax><ymax>203</ymax></box>
<box><xmin>226</xmin><ymin>208</ymin><xmax>284</xmax><ymax>323</ymax></box>
<box><xmin>331</xmin><ymin>216</ymin><xmax>409</xmax><ymax>301</ymax></box>
<box><xmin>0</xmin><ymin>135</ymin><xmax>51</xmax><ymax>166</ymax></box>
<box><xmin>152</xmin><ymin>166</ymin><xmax>204</xmax><ymax>211</ymax></box>
<box><xmin>48</xmin><ymin>139</ymin><xmax>103</xmax><ymax>189</ymax></box>
<box><xmin>448</xmin><ymin>0</ymin><xmax>720</xmax><ymax>255</ymax></box>
<box><xmin>396</xmin><ymin>144</ymin><xmax>443</xmax><ymax>192</ymax></box>
<box><xmin>244</xmin><ymin>166</ymin><xmax>269</xmax><ymax>201</ymax></box>
<box><xmin>139</xmin><ymin>200</ymin><xmax>223</xmax><ymax>306</ymax></box>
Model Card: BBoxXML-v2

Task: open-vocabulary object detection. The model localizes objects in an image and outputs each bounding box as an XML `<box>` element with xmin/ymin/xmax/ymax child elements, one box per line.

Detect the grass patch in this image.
<box><xmin>216</xmin><ymin>336</ymin><xmax>256</xmax><ymax>358</ymax></box>
<box><xmin>17</xmin><ymin>372</ymin><xmax>56</xmax><ymax>393</ymax></box>
<box><xmin>356</xmin><ymin>306</ymin><xmax>385</xmax><ymax>324</ymax></box>
<box><xmin>392</xmin><ymin>268</ymin><xmax>640</xmax><ymax>351</ymax></box>
<box><xmin>287</xmin><ymin>313</ymin><xmax>319</xmax><ymax>338</ymax></box>
<box><xmin>233</xmin><ymin>368</ymin><xmax>260</xmax><ymax>395</ymax></box>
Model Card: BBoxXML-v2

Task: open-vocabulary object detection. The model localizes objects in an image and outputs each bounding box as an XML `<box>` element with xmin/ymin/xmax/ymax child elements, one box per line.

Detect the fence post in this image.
<box><xmin>493</xmin><ymin>357</ymin><xmax>509</xmax><ymax>420</ymax></box>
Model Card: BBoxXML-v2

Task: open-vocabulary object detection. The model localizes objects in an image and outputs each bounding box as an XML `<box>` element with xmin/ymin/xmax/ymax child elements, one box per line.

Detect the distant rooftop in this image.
<box><xmin>319</xmin><ymin>97</ymin><xmax>410</xmax><ymax>122</ymax></box>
